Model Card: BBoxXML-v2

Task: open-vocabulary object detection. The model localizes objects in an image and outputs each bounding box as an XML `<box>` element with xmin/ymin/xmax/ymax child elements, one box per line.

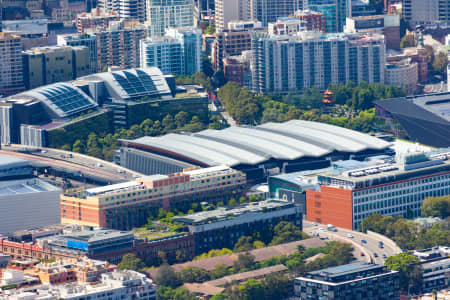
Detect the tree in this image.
<box><xmin>234</xmin><ymin>236</ymin><xmax>254</xmax><ymax>252</ymax></box>
<box><xmin>231</xmin><ymin>279</ymin><xmax>264</xmax><ymax>300</ymax></box>
<box><xmin>432</xmin><ymin>52</ymin><xmax>449</xmax><ymax>76</ymax></box>
<box><xmin>400</xmin><ymin>34</ymin><xmax>416</xmax><ymax>48</ymax></box>
<box><xmin>212</xmin><ymin>264</ymin><xmax>230</xmax><ymax>279</ymax></box>
<box><xmin>155</xmin><ymin>264</ymin><xmax>181</xmax><ymax>288</ymax></box>
<box><xmin>86</xmin><ymin>133</ymin><xmax>102</xmax><ymax>158</ymax></box>
<box><xmin>421</xmin><ymin>196</ymin><xmax>450</xmax><ymax>218</ymax></box>
<box><xmin>202</xmin><ymin>55</ymin><xmax>214</xmax><ymax>77</ymax></box>
<box><xmin>72</xmin><ymin>139</ymin><xmax>85</xmax><ymax>153</ymax></box>
<box><xmin>117</xmin><ymin>253</ymin><xmax>145</xmax><ymax>271</ymax></box>
<box><xmin>233</xmin><ymin>253</ymin><xmax>255</xmax><ymax>272</ymax></box>
<box><xmin>210</xmin><ymin>294</ymin><xmax>230</xmax><ymax>300</ymax></box>
<box><xmin>385</xmin><ymin>253</ymin><xmax>422</xmax><ymax>294</ymax></box>
<box><xmin>262</xmin><ymin>275</ymin><xmax>292</xmax><ymax>300</ymax></box>
<box><xmin>157</xmin><ymin>286</ymin><xmax>198</xmax><ymax>300</ymax></box>
<box><xmin>177</xmin><ymin>267</ymin><xmax>211</xmax><ymax>283</ymax></box>
<box><xmin>162</xmin><ymin>114</ymin><xmax>176</xmax><ymax>130</ymax></box>
<box><xmin>174</xmin><ymin>111</ymin><xmax>189</xmax><ymax>128</ymax></box>
<box><xmin>270</xmin><ymin>221</ymin><xmax>308</xmax><ymax>245</ymax></box>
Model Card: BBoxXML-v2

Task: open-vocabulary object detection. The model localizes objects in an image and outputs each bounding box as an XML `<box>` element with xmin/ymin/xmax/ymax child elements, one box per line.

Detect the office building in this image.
<box><xmin>140</xmin><ymin>27</ymin><xmax>201</xmax><ymax>75</ymax></box>
<box><xmin>172</xmin><ymin>199</ymin><xmax>302</xmax><ymax>254</ymax></box>
<box><xmin>76</xmin><ymin>8</ymin><xmax>120</xmax><ymax>32</ymax></box>
<box><xmin>22</xmin><ymin>46</ymin><xmax>91</xmax><ymax>90</ymax></box>
<box><xmin>374</xmin><ymin>93</ymin><xmax>450</xmax><ymax>147</ymax></box>
<box><xmin>268</xmin><ymin>17</ymin><xmax>306</xmax><ymax>35</ymax></box>
<box><xmin>251</xmin><ymin>31</ymin><xmax>385</xmax><ymax>94</ymax></box>
<box><xmin>250</xmin><ymin>0</ymin><xmax>304</xmax><ymax>27</ymax></box>
<box><xmin>0</xmin><ymin>32</ymin><xmax>24</xmax><ymax>97</ymax></box>
<box><xmin>146</xmin><ymin>0</ymin><xmax>194</xmax><ymax>37</ymax></box>
<box><xmin>1</xmin><ymin>19</ymin><xmax>48</xmax><ymax>50</ymax></box>
<box><xmin>402</xmin><ymin>0</ymin><xmax>450</xmax><ymax>25</ymax></box>
<box><xmin>344</xmin><ymin>14</ymin><xmax>400</xmax><ymax>50</ymax></box>
<box><xmin>291</xmin><ymin>9</ymin><xmax>326</xmax><ymax>32</ymax></box>
<box><xmin>294</xmin><ymin>262</ymin><xmax>400</xmax><ymax>300</ymax></box>
<box><xmin>120</xmin><ymin>120</ymin><xmax>391</xmax><ymax>184</ymax></box>
<box><xmin>97</xmin><ymin>0</ymin><xmax>145</xmax><ymax>22</ymax></box>
<box><xmin>0</xmin><ymin>270</ymin><xmax>157</xmax><ymax>300</ymax></box>
<box><xmin>0</xmin><ymin>178</ymin><xmax>62</xmax><ymax>235</ymax></box>
<box><xmin>223</xmin><ymin>54</ymin><xmax>251</xmax><ymax>88</ymax></box>
<box><xmin>386</xmin><ymin>47</ymin><xmax>428</xmax><ymax>83</ymax></box>
<box><xmin>57</xmin><ymin>33</ymin><xmax>98</xmax><ymax>74</ymax></box>
<box><xmin>212</xmin><ymin>20</ymin><xmax>263</xmax><ymax>71</ymax></box>
<box><xmin>413</xmin><ymin>247</ymin><xmax>450</xmax><ymax>293</ymax></box>
<box><xmin>306</xmin><ymin>151</ymin><xmax>450</xmax><ymax>230</ymax></box>
<box><xmin>385</xmin><ymin>58</ymin><xmax>418</xmax><ymax>95</ymax></box>
<box><xmin>61</xmin><ymin>166</ymin><xmax>246</xmax><ymax>230</ymax></box>
<box><xmin>351</xmin><ymin>0</ymin><xmax>376</xmax><ymax>17</ymax></box>
<box><xmin>214</xmin><ymin>0</ymin><xmax>251</xmax><ymax>32</ymax></box>
<box><xmin>307</xmin><ymin>0</ymin><xmax>350</xmax><ymax>32</ymax></box>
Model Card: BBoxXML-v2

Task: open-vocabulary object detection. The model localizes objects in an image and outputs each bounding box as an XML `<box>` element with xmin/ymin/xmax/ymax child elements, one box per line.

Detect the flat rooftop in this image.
<box><xmin>47</xmin><ymin>229</ymin><xmax>134</xmax><ymax>244</ymax></box>
<box><xmin>0</xmin><ymin>178</ymin><xmax>60</xmax><ymax>196</ymax></box>
<box><xmin>0</xmin><ymin>155</ymin><xmax>29</xmax><ymax>169</ymax></box>
<box><xmin>172</xmin><ymin>199</ymin><xmax>295</xmax><ymax>225</ymax></box>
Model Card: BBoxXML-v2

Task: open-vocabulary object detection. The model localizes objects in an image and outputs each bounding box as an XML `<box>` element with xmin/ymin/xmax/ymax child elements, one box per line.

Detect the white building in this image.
<box><xmin>97</xmin><ymin>0</ymin><xmax>145</xmax><ymax>22</ymax></box>
<box><xmin>214</xmin><ymin>0</ymin><xmax>251</xmax><ymax>32</ymax></box>
<box><xmin>402</xmin><ymin>0</ymin><xmax>450</xmax><ymax>25</ymax></box>
<box><xmin>385</xmin><ymin>58</ymin><xmax>418</xmax><ymax>95</ymax></box>
<box><xmin>140</xmin><ymin>27</ymin><xmax>201</xmax><ymax>75</ymax></box>
<box><xmin>0</xmin><ymin>270</ymin><xmax>157</xmax><ymax>300</ymax></box>
<box><xmin>146</xmin><ymin>0</ymin><xmax>194</xmax><ymax>37</ymax></box>
<box><xmin>268</xmin><ymin>17</ymin><xmax>306</xmax><ymax>35</ymax></box>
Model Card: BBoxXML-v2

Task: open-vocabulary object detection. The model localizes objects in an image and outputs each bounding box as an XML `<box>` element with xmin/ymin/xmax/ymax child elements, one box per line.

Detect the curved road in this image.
<box><xmin>303</xmin><ymin>221</ymin><xmax>400</xmax><ymax>264</ymax></box>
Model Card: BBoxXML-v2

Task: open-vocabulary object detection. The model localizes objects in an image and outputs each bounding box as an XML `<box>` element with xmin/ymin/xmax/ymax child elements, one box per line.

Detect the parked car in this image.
<box><xmin>347</xmin><ymin>234</ymin><xmax>354</xmax><ymax>238</ymax></box>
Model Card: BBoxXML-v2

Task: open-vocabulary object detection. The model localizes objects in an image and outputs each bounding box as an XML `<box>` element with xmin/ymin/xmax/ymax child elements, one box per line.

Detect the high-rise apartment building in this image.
<box><xmin>77</xmin><ymin>8</ymin><xmax>120</xmax><ymax>32</ymax></box>
<box><xmin>250</xmin><ymin>0</ymin><xmax>304</xmax><ymax>26</ymax></box>
<box><xmin>402</xmin><ymin>0</ymin><xmax>450</xmax><ymax>25</ymax></box>
<box><xmin>251</xmin><ymin>31</ymin><xmax>385</xmax><ymax>94</ymax></box>
<box><xmin>98</xmin><ymin>0</ymin><xmax>145</xmax><ymax>22</ymax></box>
<box><xmin>290</xmin><ymin>9</ymin><xmax>327</xmax><ymax>32</ymax></box>
<box><xmin>58</xmin><ymin>34</ymin><xmax>98</xmax><ymax>74</ymax></box>
<box><xmin>307</xmin><ymin>0</ymin><xmax>350</xmax><ymax>32</ymax></box>
<box><xmin>214</xmin><ymin>0</ymin><xmax>251</xmax><ymax>32</ymax></box>
<box><xmin>61</xmin><ymin>166</ymin><xmax>247</xmax><ymax>230</ymax></box>
<box><xmin>167</xmin><ymin>27</ymin><xmax>202</xmax><ymax>75</ymax></box>
<box><xmin>22</xmin><ymin>46</ymin><xmax>91</xmax><ymax>90</ymax></box>
<box><xmin>146</xmin><ymin>0</ymin><xmax>194</xmax><ymax>37</ymax></box>
<box><xmin>0</xmin><ymin>33</ymin><xmax>25</xmax><ymax>97</ymax></box>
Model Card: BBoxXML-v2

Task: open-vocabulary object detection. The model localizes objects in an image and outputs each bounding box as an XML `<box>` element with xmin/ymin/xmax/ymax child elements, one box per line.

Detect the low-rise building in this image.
<box><xmin>290</xmin><ymin>9</ymin><xmax>326</xmax><ymax>32</ymax></box>
<box><xmin>172</xmin><ymin>199</ymin><xmax>302</xmax><ymax>255</ymax></box>
<box><xmin>386</xmin><ymin>47</ymin><xmax>428</xmax><ymax>83</ymax></box>
<box><xmin>413</xmin><ymin>246</ymin><xmax>450</xmax><ymax>293</ymax></box>
<box><xmin>385</xmin><ymin>58</ymin><xmax>418</xmax><ymax>95</ymax></box>
<box><xmin>76</xmin><ymin>8</ymin><xmax>120</xmax><ymax>33</ymax></box>
<box><xmin>268</xmin><ymin>17</ymin><xmax>306</xmax><ymax>35</ymax></box>
<box><xmin>222</xmin><ymin>54</ymin><xmax>251</xmax><ymax>88</ymax></box>
<box><xmin>294</xmin><ymin>262</ymin><xmax>400</xmax><ymax>300</ymax></box>
<box><xmin>306</xmin><ymin>151</ymin><xmax>450</xmax><ymax>230</ymax></box>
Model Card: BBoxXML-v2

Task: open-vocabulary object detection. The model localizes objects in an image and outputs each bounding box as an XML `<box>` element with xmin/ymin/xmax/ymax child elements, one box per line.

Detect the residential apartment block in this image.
<box><xmin>77</xmin><ymin>8</ymin><xmax>120</xmax><ymax>32</ymax></box>
<box><xmin>61</xmin><ymin>166</ymin><xmax>246</xmax><ymax>230</ymax></box>
<box><xmin>414</xmin><ymin>246</ymin><xmax>450</xmax><ymax>293</ymax></box>
<box><xmin>146</xmin><ymin>0</ymin><xmax>194</xmax><ymax>37</ymax></box>
<box><xmin>402</xmin><ymin>0</ymin><xmax>450</xmax><ymax>25</ymax></box>
<box><xmin>98</xmin><ymin>0</ymin><xmax>145</xmax><ymax>22</ymax></box>
<box><xmin>306</xmin><ymin>151</ymin><xmax>450</xmax><ymax>230</ymax></box>
<box><xmin>0</xmin><ymin>33</ymin><xmax>24</xmax><ymax>97</ymax></box>
<box><xmin>294</xmin><ymin>262</ymin><xmax>400</xmax><ymax>300</ymax></box>
<box><xmin>291</xmin><ymin>9</ymin><xmax>326</xmax><ymax>32</ymax></box>
<box><xmin>173</xmin><ymin>199</ymin><xmax>302</xmax><ymax>254</ymax></box>
<box><xmin>307</xmin><ymin>0</ymin><xmax>350</xmax><ymax>32</ymax></box>
<box><xmin>251</xmin><ymin>31</ymin><xmax>385</xmax><ymax>94</ymax></box>
<box><xmin>22</xmin><ymin>46</ymin><xmax>90</xmax><ymax>90</ymax></box>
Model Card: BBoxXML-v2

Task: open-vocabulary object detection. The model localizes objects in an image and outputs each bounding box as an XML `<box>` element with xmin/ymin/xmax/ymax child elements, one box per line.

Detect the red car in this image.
<box><xmin>360</xmin><ymin>252</ymin><xmax>365</xmax><ymax>256</ymax></box>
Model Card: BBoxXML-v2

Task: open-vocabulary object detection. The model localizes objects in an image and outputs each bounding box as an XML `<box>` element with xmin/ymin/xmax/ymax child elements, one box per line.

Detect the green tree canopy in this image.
<box><xmin>432</xmin><ymin>52</ymin><xmax>449</xmax><ymax>76</ymax></box>
<box><xmin>421</xmin><ymin>196</ymin><xmax>450</xmax><ymax>218</ymax></box>
<box><xmin>157</xmin><ymin>286</ymin><xmax>198</xmax><ymax>300</ymax></box>
<box><xmin>234</xmin><ymin>236</ymin><xmax>254</xmax><ymax>252</ymax></box>
<box><xmin>385</xmin><ymin>252</ymin><xmax>422</xmax><ymax>294</ymax></box>
<box><xmin>400</xmin><ymin>34</ymin><xmax>416</xmax><ymax>48</ymax></box>
<box><xmin>117</xmin><ymin>253</ymin><xmax>145</xmax><ymax>271</ymax></box>
<box><xmin>177</xmin><ymin>267</ymin><xmax>211</xmax><ymax>283</ymax></box>
<box><xmin>155</xmin><ymin>264</ymin><xmax>182</xmax><ymax>288</ymax></box>
<box><xmin>270</xmin><ymin>221</ymin><xmax>308</xmax><ymax>245</ymax></box>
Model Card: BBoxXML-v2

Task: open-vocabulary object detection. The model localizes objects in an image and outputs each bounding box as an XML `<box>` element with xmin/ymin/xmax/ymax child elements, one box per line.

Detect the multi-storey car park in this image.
<box><xmin>306</xmin><ymin>149</ymin><xmax>450</xmax><ymax>230</ymax></box>
<box><xmin>119</xmin><ymin>119</ymin><xmax>392</xmax><ymax>184</ymax></box>
<box><xmin>61</xmin><ymin>166</ymin><xmax>246</xmax><ymax>230</ymax></box>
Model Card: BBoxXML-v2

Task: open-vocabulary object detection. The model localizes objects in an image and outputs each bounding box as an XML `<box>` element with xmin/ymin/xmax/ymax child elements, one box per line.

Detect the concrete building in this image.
<box><xmin>146</xmin><ymin>0</ymin><xmax>194</xmax><ymax>37</ymax></box>
<box><xmin>61</xmin><ymin>166</ymin><xmax>247</xmax><ymax>230</ymax></box>
<box><xmin>223</xmin><ymin>55</ymin><xmax>251</xmax><ymax>88</ymax></box>
<box><xmin>251</xmin><ymin>31</ymin><xmax>385</xmax><ymax>94</ymax></box>
<box><xmin>413</xmin><ymin>247</ymin><xmax>450</xmax><ymax>293</ymax></box>
<box><xmin>57</xmin><ymin>34</ymin><xmax>98</xmax><ymax>74</ymax></box>
<box><xmin>385</xmin><ymin>58</ymin><xmax>418</xmax><ymax>95</ymax></box>
<box><xmin>0</xmin><ymin>32</ymin><xmax>24</xmax><ymax>97</ymax></box>
<box><xmin>1</xmin><ymin>19</ymin><xmax>48</xmax><ymax>50</ymax></box>
<box><xmin>402</xmin><ymin>0</ymin><xmax>450</xmax><ymax>26</ymax></box>
<box><xmin>307</xmin><ymin>0</ymin><xmax>351</xmax><ymax>32</ymax></box>
<box><xmin>351</xmin><ymin>0</ymin><xmax>376</xmax><ymax>17</ymax></box>
<box><xmin>214</xmin><ymin>0</ymin><xmax>251</xmax><ymax>32</ymax></box>
<box><xmin>294</xmin><ymin>262</ymin><xmax>400</xmax><ymax>300</ymax></box>
<box><xmin>212</xmin><ymin>20</ymin><xmax>263</xmax><ymax>71</ymax></box>
<box><xmin>250</xmin><ymin>0</ymin><xmax>304</xmax><ymax>27</ymax></box>
<box><xmin>374</xmin><ymin>93</ymin><xmax>450</xmax><ymax>147</ymax></box>
<box><xmin>172</xmin><ymin>199</ymin><xmax>302</xmax><ymax>254</ymax></box>
<box><xmin>268</xmin><ymin>17</ymin><xmax>306</xmax><ymax>35</ymax></box>
<box><xmin>386</xmin><ymin>47</ymin><xmax>428</xmax><ymax>83</ymax></box>
<box><xmin>0</xmin><ymin>178</ymin><xmax>62</xmax><ymax>235</ymax></box>
<box><xmin>306</xmin><ymin>151</ymin><xmax>450</xmax><ymax>230</ymax></box>
<box><xmin>344</xmin><ymin>14</ymin><xmax>401</xmax><ymax>50</ymax></box>
<box><xmin>76</xmin><ymin>8</ymin><xmax>120</xmax><ymax>33</ymax></box>
<box><xmin>0</xmin><ymin>156</ymin><xmax>32</xmax><ymax>180</ymax></box>
<box><xmin>22</xmin><ymin>46</ymin><xmax>91</xmax><ymax>90</ymax></box>
<box><xmin>97</xmin><ymin>0</ymin><xmax>145</xmax><ymax>22</ymax></box>
<box><xmin>140</xmin><ymin>27</ymin><xmax>202</xmax><ymax>75</ymax></box>
<box><xmin>291</xmin><ymin>9</ymin><xmax>326</xmax><ymax>32</ymax></box>
<box><xmin>0</xmin><ymin>270</ymin><xmax>156</xmax><ymax>300</ymax></box>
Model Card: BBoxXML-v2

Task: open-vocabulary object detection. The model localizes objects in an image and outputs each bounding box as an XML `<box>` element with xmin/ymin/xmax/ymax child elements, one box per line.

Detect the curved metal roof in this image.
<box><xmin>127</xmin><ymin>121</ymin><xmax>391</xmax><ymax>167</ymax></box>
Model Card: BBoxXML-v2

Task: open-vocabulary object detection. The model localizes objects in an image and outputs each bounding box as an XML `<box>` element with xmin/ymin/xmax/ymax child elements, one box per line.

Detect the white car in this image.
<box><xmin>347</xmin><ymin>234</ymin><xmax>354</xmax><ymax>238</ymax></box>
<box><xmin>319</xmin><ymin>228</ymin><xmax>326</xmax><ymax>232</ymax></box>
<box><xmin>312</xmin><ymin>222</ymin><xmax>318</xmax><ymax>226</ymax></box>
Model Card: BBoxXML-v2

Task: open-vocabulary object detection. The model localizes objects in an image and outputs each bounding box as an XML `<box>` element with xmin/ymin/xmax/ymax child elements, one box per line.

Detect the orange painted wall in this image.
<box><xmin>306</xmin><ymin>186</ymin><xmax>353</xmax><ymax>230</ymax></box>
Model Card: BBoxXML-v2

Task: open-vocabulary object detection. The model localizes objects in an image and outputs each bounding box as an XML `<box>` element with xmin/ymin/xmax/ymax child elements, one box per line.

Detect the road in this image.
<box><xmin>303</xmin><ymin>221</ymin><xmax>398</xmax><ymax>265</ymax></box>
<box><xmin>1</xmin><ymin>144</ymin><xmax>143</xmax><ymax>183</ymax></box>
